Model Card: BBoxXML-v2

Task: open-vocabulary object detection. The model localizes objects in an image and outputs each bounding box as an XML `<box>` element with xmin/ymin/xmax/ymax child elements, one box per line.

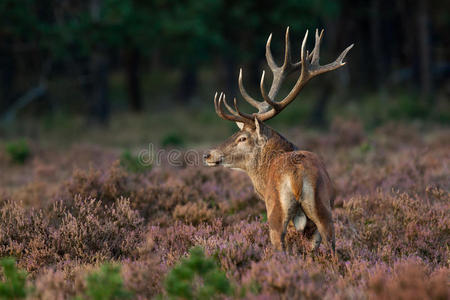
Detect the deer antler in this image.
<box><xmin>214</xmin><ymin>27</ymin><xmax>353</xmax><ymax>124</ymax></box>
<box><xmin>214</xmin><ymin>92</ymin><xmax>249</xmax><ymax>124</ymax></box>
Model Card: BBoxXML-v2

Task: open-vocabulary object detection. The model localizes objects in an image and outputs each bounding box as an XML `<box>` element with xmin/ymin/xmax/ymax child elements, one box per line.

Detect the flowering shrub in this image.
<box><xmin>0</xmin><ymin>123</ymin><xmax>448</xmax><ymax>298</ymax></box>
<box><xmin>367</xmin><ymin>259</ymin><xmax>448</xmax><ymax>300</ymax></box>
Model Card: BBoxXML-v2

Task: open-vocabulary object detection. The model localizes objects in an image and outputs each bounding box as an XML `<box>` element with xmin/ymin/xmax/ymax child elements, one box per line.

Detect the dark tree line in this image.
<box><xmin>0</xmin><ymin>0</ymin><xmax>448</xmax><ymax>123</ymax></box>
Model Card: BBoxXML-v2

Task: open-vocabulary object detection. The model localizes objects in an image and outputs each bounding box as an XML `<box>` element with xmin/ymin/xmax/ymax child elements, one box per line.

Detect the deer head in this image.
<box><xmin>204</xmin><ymin>28</ymin><xmax>353</xmax><ymax>172</ymax></box>
<box><xmin>203</xmin><ymin>116</ymin><xmax>275</xmax><ymax>171</ymax></box>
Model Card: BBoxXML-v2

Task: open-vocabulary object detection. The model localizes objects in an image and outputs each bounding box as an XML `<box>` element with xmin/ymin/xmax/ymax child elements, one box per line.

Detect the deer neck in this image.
<box><xmin>245</xmin><ymin>129</ymin><xmax>297</xmax><ymax>197</ymax></box>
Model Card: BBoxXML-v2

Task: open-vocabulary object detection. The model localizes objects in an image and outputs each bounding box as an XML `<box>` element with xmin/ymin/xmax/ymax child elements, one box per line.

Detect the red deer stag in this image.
<box><xmin>204</xmin><ymin>28</ymin><xmax>353</xmax><ymax>253</ymax></box>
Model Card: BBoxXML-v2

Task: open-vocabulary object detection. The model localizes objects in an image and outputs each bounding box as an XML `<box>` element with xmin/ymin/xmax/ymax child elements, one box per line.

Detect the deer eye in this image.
<box><xmin>237</xmin><ymin>136</ymin><xmax>247</xmax><ymax>143</ymax></box>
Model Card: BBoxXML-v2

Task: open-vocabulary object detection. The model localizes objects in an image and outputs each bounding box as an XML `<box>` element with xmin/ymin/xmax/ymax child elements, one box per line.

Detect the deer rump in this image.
<box><xmin>264</xmin><ymin>150</ymin><xmax>335</xmax><ymax>243</ymax></box>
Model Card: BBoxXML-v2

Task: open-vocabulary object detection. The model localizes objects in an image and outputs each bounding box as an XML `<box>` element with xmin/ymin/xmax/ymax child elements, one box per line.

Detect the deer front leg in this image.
<box><xmin>268</xmin><ymin>214</ymin><xmax>289</xmax><ymax>251</ymax></box>
<box><xmin>265</xmin><ymin>194</ymin><xmax>288</xmax><ymax>251</ymax></box>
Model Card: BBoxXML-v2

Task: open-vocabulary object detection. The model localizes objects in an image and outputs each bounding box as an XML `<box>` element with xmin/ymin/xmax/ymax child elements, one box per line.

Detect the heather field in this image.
<box><xmin>0</xmin><ymin>119</ymin><xmax>449</xmax><ymax>299</ymax></box>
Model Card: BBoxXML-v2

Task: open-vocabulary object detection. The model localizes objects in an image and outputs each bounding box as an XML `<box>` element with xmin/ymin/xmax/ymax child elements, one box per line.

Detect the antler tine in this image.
<box><xmin>310</xmin><ymin>42</ymin><xmax>354</xmax><ymax>76</ymax></box>
<box><xmin>300</xmin><ymin>30</ymin><xmax>309</xmax><ymax>73</ymax></box>
<box><xmin>213</xmin><ymin>91</ymin><xmax>217</xmax><ymax>107</ymax></box>
<box><xmin>213</xmin><ymin>91</ymin><xmax>220</xmax><ymax>113</ymax></box>
<box><xmin>214</xmin><ymin>92</ymin><xmax>224</xmax><ymax>119</ymax></box>
<box><xmin>219</xmin><ymin>93</ymin><xmax>237</xmax><ymax>122</ymax></box>
<box><xmin>222</xmin><ymin>93</ymin><xmax>240</xmax><ymax>117</ymax></box>
<box><xmin>337</xmin><ymin>44</ymin><xmax>354</xmax><ymax>64</ymax></box>
<box><xmin>281</xmin><ymin>26</ymin><xmax>292</xmax><ymax>69</ymax></box>
<box><xmin>265</xmin><ymin>33</ymin><xmax>278</xmax><ymax>71</ymax></box>
<box><xmin>238</xmin><ymin>69</ymin><xmax>267</xmax><ymax>113</ymax></box>
<box><xmin>260</xmin><ymin>70</ymin><xmax>281</xmax><ymax>111</ymax></box>
<box><xmin>266</xmin><ymin>27</ymin><xmax>300</xmax><ymax>101</ymax></box>
<box><xmin>218</xmin><ymin>93</ymin><xmax>235</xmax><ymax>121</ymax></box>
<box><xmin>214</xmin><ymin>92</ymin><xmax>250</xmax><ymax>123</ymax></box>
<box><xmin>233</xmin><ymin>97</ymin><xmax>254</xmax><ymax>120</ymax></box>
<box><xmin>311</xmin><ymin>29</ymin><xmax>324</xmax><ymax>66</ymax></box>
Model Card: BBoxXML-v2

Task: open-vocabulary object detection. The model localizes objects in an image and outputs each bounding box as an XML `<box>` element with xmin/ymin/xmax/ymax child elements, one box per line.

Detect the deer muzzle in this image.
<box><xmin>203</xmin><ymin>149</ymin><xmax>224</xmax><ymax>166</ymax></box>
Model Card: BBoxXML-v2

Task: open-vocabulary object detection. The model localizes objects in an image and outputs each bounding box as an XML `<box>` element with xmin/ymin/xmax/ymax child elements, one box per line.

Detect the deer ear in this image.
<box><xmin>235</xmin><ymin>122</ymin><xmax>244</xmax><ymax>130</ymax></box>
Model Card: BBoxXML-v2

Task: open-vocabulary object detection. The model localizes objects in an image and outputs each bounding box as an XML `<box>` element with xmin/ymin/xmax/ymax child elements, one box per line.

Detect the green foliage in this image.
<box><xmin>388</xmin><ymin>93</ymin><xmax>430</xmax><ymax>120</ymax></box>
<box><xmin>161</xmin><ymin>132</ymin><xmax>185</xmax><ymax>148</ymax></box>
<box><xmin>0</xmin><ymin>0</ymin><xmax>343</xmax><ymax>72</ymax></box>
<box><xmin>359</xmin><ymin>141</ymin><xmax>372</xmax><ymax>154</ymax></box>
<box><xmin>260</xmin><ymin>212</ymin><xmax>268</xmax><ymax>223</ymax></box>
<box><xmin>79</xmin><ymin>263</ymin><xmax>132</xmax><ymax>300</ymax></box>
<box><xmin>0</xmin><ymin>257</ymin><xmax>29</xmax><ymax>299</ymax></box>
<box><xmin>163</xmin><ymin>247</ymin><xmax>232</xmax><ymax>300</ymax></box>
<box><xmin>0</xmin><ymin>0</ymin><xmax>448</xmax><ymax>129</ymax></box>
<box><xmin>120</xmin><ymin>150</ymin><xmax>151</xmax><ymax>173</ymax></box>
<box><xmin>156</xmin><ymin>0</ymin><xmax>222</xmax><ymax>67</ymax></box>
<box><xmin>329</xmin><ymin>91</ymin><xmax>443</xmax><ymax>130</ymax></box>
<box><xmin>5</xmin><ymin>139</ymin><xmax>30</xmax><ymax>164</ymax></box>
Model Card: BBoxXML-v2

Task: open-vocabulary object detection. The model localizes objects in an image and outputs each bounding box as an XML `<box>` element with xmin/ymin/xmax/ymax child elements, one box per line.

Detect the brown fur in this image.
<box><xmin>205</xmin><ymin>120</ymin><xmax>336</xmax><ymax>253</ymax></box>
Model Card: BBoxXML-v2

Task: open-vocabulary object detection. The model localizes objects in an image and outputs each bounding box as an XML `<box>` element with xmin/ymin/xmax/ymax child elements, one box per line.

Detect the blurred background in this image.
<box><xmin>0</xmin><ymin>0</ymin><xmax>449</xmax><ymax>148</ymax></box>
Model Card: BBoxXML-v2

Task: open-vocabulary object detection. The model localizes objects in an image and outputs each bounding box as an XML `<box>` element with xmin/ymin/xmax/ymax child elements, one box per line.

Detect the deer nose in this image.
<box><xmin>203</xmin><ymin>153</ymin><xmax>211</xmax><ymax>160</ymax></box>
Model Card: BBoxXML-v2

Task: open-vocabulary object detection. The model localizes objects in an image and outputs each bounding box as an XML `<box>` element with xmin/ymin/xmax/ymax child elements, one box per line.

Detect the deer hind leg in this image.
<box><xmin>302</xmin><ymin>208</ymin><xmax>334</xmax><ymax>253</ymax></box>
<box><xmin>293</xmin><ymin>207</ymin><xmax>324</xmax><ymax>251</ymax></box>
<box><xmin>300</xmin><ymin>179</ymin><xmax>335</xmax><ymax>253</ymax></box>
<box><xmin>317</xmin><ymin>221</ymin><xmax>336</xmax><ymax>253</ymax></box>
<box><xmin>310</xmin><ymin>227</ymin><xmax>323</xmax><ymax>251</ymax></box>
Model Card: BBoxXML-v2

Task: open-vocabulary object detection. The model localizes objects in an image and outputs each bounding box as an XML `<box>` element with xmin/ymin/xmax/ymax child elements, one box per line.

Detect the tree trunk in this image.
<box><xmin>0</xmin><ymin>43</ymin><xmax>16</xmax><ymax>114</ymax></box>
<box><xmin>417</xmin><ymin>0</ymin><xmax>432</xmax><ymax>100</ymax></box>
<box><xmin>177</xmin><ymin>66</ymin><xmax>198</xmax><ymax>103</ymax></box>
<box><xmin>125</xmin><ymin>48</ymin><xmax>142</xmax><ymax>111</ymax></box>
<box><xmin>84</xmin><ymin>52</ymin><xmax>110</xmax><ymax>124</ymax></box>
<box><xmin>224</xmin><ymin>55</ymin><xmax>237</xmax><ymax>98</ymax></box>
<box><xmin>310</xmin><ymin>83</ymin><xmax>332</xmax><ymax>127</ymax></box>
<box><xmin>370</xmin><ymin>0</ymin><xmax>383</xmax><ymax>90</ymax></box>
<box><xmin>86</xmin><ymin>0</ymin><xmax>110</xmax><ymax>123</ymax></box>
<box><xmin>91</xmin><ymin>53</ymin><xmax>110</xmax><ymax>123</ymax></box>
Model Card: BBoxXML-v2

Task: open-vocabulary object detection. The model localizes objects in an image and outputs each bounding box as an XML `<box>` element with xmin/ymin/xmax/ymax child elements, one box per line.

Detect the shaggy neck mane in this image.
<box><xmin>246</xmin><ymin>126</ymin><xmax>297</xmax><ymax>196</ymax></box>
